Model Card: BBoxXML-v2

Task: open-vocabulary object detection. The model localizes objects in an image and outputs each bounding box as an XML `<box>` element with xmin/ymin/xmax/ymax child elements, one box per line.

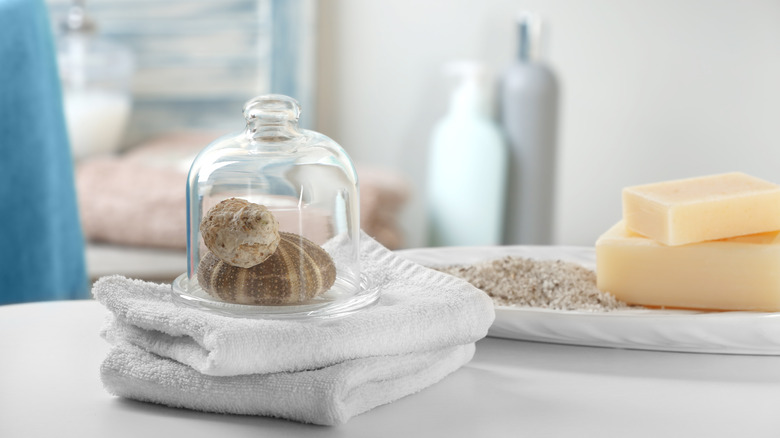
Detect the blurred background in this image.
<box><xmin>36</xmin><ymin>0</ymin><xmax>780</xmax><ymax>282</ymax></box>
<box><xmin>314</xmin><ymin>0</ymin><xmax>780</xmax><ymax>248</ymax></box>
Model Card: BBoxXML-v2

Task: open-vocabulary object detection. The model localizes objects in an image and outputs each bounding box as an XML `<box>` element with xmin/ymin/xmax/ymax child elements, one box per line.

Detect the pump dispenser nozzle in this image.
<box><xmin>517</xmin><ymin>12</ymin><xmax>542</xmax><ymax>63</ymax></box>
<box><xmin>443</xmin><ymin>61</ymin><xmax>490</xmax><ymax>118</ymax></box>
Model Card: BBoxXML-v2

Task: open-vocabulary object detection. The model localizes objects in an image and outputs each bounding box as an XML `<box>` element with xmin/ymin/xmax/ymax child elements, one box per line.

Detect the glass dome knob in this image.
<box><xmin>243</xmin><ymin>94</ymin><xmax>301</xmax><ymax>124</ymax></box>
<box><xmin>243</xmin><ymin>95</ymin><xmax>302</xmax><ymax>141</ymax></box>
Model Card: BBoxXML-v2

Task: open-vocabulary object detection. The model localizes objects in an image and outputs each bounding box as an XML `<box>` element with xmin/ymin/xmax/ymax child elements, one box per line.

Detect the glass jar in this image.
<box><xmin>172</xmin><ymin>94</ymin><xmax>377</xmax><ymax>318</ymax></box>
<box><xmin>56</xmin><ymin>0</ymin><xmax>134</xmax><ymax>160</ymax></box>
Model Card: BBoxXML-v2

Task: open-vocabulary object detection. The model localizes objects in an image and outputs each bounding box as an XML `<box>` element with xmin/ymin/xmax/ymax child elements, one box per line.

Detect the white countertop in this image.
<box><xmin>2</xmin><ymin>300</ymin><xmax>780</xmax><ymax>437</ymax></box>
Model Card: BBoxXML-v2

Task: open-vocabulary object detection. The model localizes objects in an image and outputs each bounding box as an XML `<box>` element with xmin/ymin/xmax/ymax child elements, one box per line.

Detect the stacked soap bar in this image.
<box><xmin>622</xmin><ymin>172</ymin><xmax>780</xmax><ymax>246</ymax></box>
<box><xmin>596</xmin><ymin>172</ymin><xmax>780</xmax><ymax>311</ymax></box>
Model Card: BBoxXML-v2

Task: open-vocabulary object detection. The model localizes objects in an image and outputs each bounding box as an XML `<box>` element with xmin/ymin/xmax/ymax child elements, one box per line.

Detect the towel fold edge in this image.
<box><xmin>100</xmin><ymin>342</ymin><xmax>476</xmax><ymax>426</ymax></box>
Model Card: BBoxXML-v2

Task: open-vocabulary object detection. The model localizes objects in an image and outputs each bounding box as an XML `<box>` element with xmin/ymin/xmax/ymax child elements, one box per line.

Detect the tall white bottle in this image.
<box><xmin>500</xmin><ymin>13</ymin><xmax>559</xmax><ymax>245</ymax></box>
<box><xmin>427</xmin><ymin>62</ymin><xmax>507</xmax><ymax>247</ymax></box>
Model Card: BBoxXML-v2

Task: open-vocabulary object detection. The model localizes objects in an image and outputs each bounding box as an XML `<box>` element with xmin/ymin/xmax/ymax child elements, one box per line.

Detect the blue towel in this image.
<box><xmin>0</xmin><ymin>0</ymin><xmax>88</xmax><ymax>304</ymax></box>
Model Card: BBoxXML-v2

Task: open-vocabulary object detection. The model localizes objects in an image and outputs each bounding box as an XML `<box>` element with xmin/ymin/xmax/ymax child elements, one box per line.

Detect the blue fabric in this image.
<box><xmin>0</xmin><ymin>0</ymin><xmax>88</xmax><ymax>304</ymax></box>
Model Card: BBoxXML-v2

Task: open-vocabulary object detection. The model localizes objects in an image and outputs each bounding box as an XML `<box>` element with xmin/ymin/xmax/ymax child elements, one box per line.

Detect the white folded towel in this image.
<box><xmin>101</xmin><ymin>342</ymin><xmax>475</xmax><ymax>426</ymax></box>
<box><xmin>93</xmin><ymin>232</ymin><xmax>495</xmax><ymax>376</ymax></box>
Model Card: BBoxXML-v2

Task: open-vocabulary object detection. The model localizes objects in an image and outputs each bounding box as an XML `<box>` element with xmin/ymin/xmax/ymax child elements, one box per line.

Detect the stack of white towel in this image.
<box><xmin>94</xmin><ymin>233</ymin><xmax>495</xmax><ymax>425</ymax></box>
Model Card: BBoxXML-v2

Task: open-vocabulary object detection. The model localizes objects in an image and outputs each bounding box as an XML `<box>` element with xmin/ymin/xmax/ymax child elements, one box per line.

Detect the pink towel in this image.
<box><xmin>76</xmin><ymin>133</ymin><xmax>410</xmax><ymax>249</ymax></box>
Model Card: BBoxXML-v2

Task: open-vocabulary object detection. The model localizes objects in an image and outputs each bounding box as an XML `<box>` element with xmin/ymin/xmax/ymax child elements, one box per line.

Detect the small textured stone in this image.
<box><xmin>201</xmin><ymin>198</ymin><xmax>280</xmax><ymax>268</ymax></box>
<box><xmin>197</xmin><ymin>232</ymin><xmax>337</xmax><ymax>305</ymax></box>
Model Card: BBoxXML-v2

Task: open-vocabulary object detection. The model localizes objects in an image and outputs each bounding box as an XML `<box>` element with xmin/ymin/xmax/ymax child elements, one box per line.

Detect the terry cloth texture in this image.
<box><xmin>95</xmin><ymin>232</ymin><xmax>494</xmax><ymax>424</ymax></box>
<box><xmin>77</xmin><ymin>134</ymin><xmax>410</xmax><ymax>250</ymax></box>
<box><xmin>101</xmin><ymin>342</ymin><xmax>475</xmax><ymax>426</ymax></box>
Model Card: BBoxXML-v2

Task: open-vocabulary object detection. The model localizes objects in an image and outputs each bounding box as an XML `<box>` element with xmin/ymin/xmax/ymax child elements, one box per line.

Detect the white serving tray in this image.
<box><xmin>397</xmin><ymin>245</ymin><xmax>780</xmax><ymax>355</ymax></box>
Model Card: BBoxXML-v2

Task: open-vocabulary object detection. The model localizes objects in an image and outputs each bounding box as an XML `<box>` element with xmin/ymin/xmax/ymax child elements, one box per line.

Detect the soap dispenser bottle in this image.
<box><xmin>426</xmin><ymin>61</ymin><xmax>507</xmax><ymax>246</ymax></box>
<box><xmin>500</xmin><ymin>12</ymin><xmax>559</xmax><ymax>245</ymax></box>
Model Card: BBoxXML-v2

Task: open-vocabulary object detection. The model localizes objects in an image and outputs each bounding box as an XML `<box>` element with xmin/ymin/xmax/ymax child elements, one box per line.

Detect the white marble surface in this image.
<box><xmin>2</xmin><ymin>300</ymin><xmax>780</xmax><ymax>437</ymax></box>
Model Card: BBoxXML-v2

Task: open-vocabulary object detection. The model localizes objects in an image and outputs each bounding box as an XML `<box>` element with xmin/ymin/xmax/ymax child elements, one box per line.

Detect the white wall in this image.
<box><xmin>316</xmin><ymin>0</ymin><xmax>780</xmax><ymax>247</ymax></box>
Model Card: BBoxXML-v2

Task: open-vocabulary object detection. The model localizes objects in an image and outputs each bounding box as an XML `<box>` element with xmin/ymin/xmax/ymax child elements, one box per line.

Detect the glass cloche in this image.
<box><xmin>172</xmin><ymin>94</ymin><xmax>378</xmax><ymax>318</ymax></box>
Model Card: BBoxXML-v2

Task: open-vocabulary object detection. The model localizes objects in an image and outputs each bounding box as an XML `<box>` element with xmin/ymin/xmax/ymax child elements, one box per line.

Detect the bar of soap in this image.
<box><xmin>622</xmin><ymin>172</ymin><xmax>780</xmax><ymax>246</ymax></box>
<box><xmin>596</xmin><ymin>221</ymin><xmax>780</xmax><ymax>311</ymax></box>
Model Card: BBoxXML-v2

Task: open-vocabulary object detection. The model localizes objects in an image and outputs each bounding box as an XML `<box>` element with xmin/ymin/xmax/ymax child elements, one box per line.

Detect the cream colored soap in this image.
<box><xmin>596</xmin><ymin>221</ymin><xmax>780</xmax><ymax>312</ymax></box>
<box><xmin>622</xmin><ymin>172</ymin><xmax>780</xmax><ymax>246</ymax></box>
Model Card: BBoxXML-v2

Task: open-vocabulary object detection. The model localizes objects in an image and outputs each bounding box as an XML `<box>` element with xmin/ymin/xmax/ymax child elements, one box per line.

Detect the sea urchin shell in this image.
<box><xmin>197</xmin><ymin>232</ymin><xmax>337</xmax><ymax>305</ymax></box>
